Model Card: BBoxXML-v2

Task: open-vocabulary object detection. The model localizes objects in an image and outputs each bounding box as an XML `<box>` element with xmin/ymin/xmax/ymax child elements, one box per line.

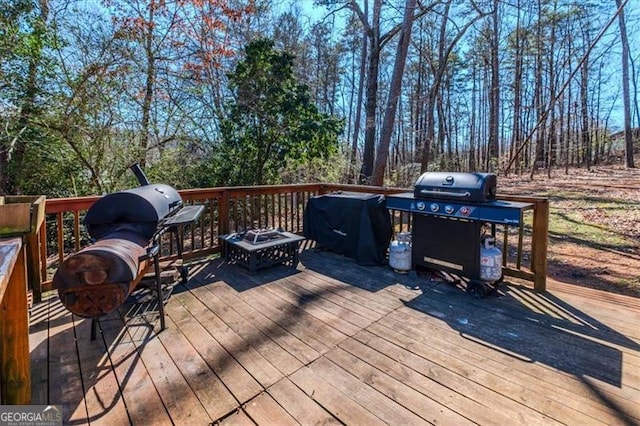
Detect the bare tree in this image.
<box><xmin>419</xmin><ymin>0</ymin><xmax>489</xmax><ymax>173</ymax></box>
<box><xmin>371</xmin><ymin>0</ymin><xmax>417</xmax><ymax>185</ymax></box>
<box><xmin>487</xmin><ymin>0</ymin><xmax>500</xmax><ymax>172</ymax></box>
<box><xmin>615</xmin><ymin>0</ymin><xmax>635</xmax><ymax>168</ymax></box>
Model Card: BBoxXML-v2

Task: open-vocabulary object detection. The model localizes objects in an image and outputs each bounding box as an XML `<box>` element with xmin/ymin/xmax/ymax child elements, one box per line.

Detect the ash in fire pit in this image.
<box><xmin>242</xmin><ymin>228</ymin><xmax>287</xmax><ymax>244</ymax></box>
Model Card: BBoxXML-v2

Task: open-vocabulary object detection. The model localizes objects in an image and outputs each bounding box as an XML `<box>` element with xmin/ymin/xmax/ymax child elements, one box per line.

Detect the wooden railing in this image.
<box><xmin>0</xmin><ymin>237</ymin><xmax>31</xmax><ymax>404</ymax></box>
<box><xmin>34</xmin><ymin>183</ymin><xmax>548</xmax><ymax>295</ymax></box>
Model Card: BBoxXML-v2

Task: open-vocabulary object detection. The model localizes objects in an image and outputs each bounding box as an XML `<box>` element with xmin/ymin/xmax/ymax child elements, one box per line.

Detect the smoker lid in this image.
<box><xmin>84</xmin><ymin>184</ymin><xmax>182</xmax><ymax>240</ymax></box>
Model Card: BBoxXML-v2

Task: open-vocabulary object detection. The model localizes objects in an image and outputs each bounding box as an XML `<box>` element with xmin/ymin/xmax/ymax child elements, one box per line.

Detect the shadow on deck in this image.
<box><xmin>29</xmin><ymin>247</ymin><xmax>640</xmax><ymax>425</ymax></box>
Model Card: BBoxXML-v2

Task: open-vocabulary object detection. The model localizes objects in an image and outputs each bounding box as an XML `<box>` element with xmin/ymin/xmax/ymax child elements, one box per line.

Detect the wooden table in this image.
<box><xmin>220</xmin><ymin>232</ymin><xmax>305</xmax><ymax>274</ymax></box>
<box><xmin>0</xmin><ymin>237</ymin><xmax>31</xmax><ymax>404</ymax></box>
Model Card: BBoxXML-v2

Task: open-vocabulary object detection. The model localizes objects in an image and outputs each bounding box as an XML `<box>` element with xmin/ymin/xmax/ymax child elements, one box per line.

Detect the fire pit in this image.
<box><xmin>219</xmin><ymin>229</ymin><xmax>304</xmax><ymax>274</ymax></box>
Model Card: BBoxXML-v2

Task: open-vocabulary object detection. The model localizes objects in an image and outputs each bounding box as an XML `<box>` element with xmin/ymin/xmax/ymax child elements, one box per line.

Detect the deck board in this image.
<box><xmin>30</xmin><ymin>249</ymin><xmax>640</xmax><ymax>425</ymax></box>
<box><xmin>122</xmin><ymin>316</ymin><xmax>212</xmax><ymax>425</ymax></box>
<box><xmin>304</xmin><ymin>357</ymin><xmax>432</xmax><ymax>425</ymax></box>
<box><xmin>99</xmin><ymin>317</ymin><xmax>172</xmax><ymax>426</ymax></box>
<box><xmin>289</xmin><ymin>366</ymin><xmax>387</xmax><ymax>425</ymax></box>
<box><xmin>208</xmin><ymin>281</ymin><xmax>321</xmax><ymax>365</ymax></box>
<box><xmin>187</xmin><ymin>281</ymin><xmax>305</xmax><ymax>376</ymax></box>
<box><xmin>156</xmin><ymin>315</ymin><xmax>239</xmax><ymax>420</ymax></box>
<box><xmin>266</xmin><ymin>378</ymin><xmax>340</xmax><ymax>425</ymax></box>
<box><xmin>172</xmin><ymin>284</ymin><xmax>283</xmax><ymax>389</ymax></box>
<box><xmin>74</xmin><ymin>317</ymin><xmax>130</xmax><ymax>426</ymax></box>
<box><xmin>164</xmin><ymin>297</ymin><xmax>263</xmax><ymax>403</ymax></box>
<box><xmin>29</xmin><ymin>296</ymin><xmax>49</xmax><ymax>405</ymax></box>
<box><xmin>47</xmin><ymin>305</ymin><xmax>87</xmax><ymax>424</ymax></box>
<box><xmin>242</xmin><ymin>391</ymin><xmax>298</xmax><ymax>426</ymax></box>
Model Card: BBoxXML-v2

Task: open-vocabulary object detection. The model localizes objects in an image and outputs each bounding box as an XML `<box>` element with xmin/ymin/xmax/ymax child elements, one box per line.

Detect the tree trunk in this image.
<box><xmin>631</xmin><ymin>52</ymin><xmax>640</xmax><ymax>130</ymax></box>
<box><xmin>140</xmin><ymin>4</ymin><xmax>156</xmax><ymax>168</ymax></box>
<box><xmin>437</xmin><ymin>90</ymin><xmax>447</xmax><ymax>169</ymax></box>
<box><xmin>487</xmin><ymin>0</ymin><xmax>500</xmax><ymax>173</ymax></box>
<box><xmin>509</xmin><ymin>10</ymin><xmax>523</xmax><ymax>176</ymax></box>
<box><xmin>421</xmin><ymin>0</ymin><xmax>479</xmax><ymax>172</ymax></box>
<box><xmin>529</xmin><ymin>0</ymin><xmax>545</xmax><ymax>179</ymax></box>
<box><xmin>546</xmin><ymin>0</ymin><xmax>558</xmax><ymax>177</ymax></box>
<box><xmin>358</xmin><ymin>0</ymin><xmax>381</xmax><ymax>184</ymax></box>
<box><xmin>421</xmin><ymin>89</ymin><xmax>437</xmax><ymax>173</ymax></box>
<box><xmin>580</xmin><ymin>52</ymin><xmax>591</xmax><ymax>169</ymax></box>
<box><xmin>469</xmin><ymin>60</ymin><xmax>477</xmax><ymax>171</ymax></box>
<box><xmin>413</xmin><ymin>25</ymin><xmax>425</xmax><ymax>167</ymax></box>
<box><xmin>350</xmin><ymin>18</ymin><xmax>368</xmax><ymax>183</ymax></box>
<box><xmin>371</xmin><ymin>0</ymin><xmax>416</xmax><ymax>186</ymax></box>
<box><xmin>616</xmin><ymin>0</ymin><xmax>635</xmax><ymax>168</ymax></box>
<box><xmin>564</xmin><ymin>28</ymin><xmax>573</xmax><ymax>174</ymax></box>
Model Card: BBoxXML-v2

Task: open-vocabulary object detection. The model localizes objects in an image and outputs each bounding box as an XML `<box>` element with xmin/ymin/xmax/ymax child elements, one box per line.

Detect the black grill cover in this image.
<box><xmin>84</xmin><ymin>184</ymin><xmax>181</xmax><ymax>240</ymax></box>
<box><xmin>414</xmin><ymin>172</ymin><xmax>497</xmax><ymax>202</ymax></box>
<box><xmin>303</xmin><ymin>192</ymin><xmax>392</xmax><ymax>265</ymax></box>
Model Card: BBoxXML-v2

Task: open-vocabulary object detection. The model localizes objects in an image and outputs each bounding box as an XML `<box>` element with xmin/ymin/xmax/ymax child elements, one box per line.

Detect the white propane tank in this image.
<box><xmin>389</xmin><ymin>232</ymin><xmax>412</xmax><ymax>273</ymax></box>
<box><xmin>480</xmin><ymin>237</ymin><xmax>503</xmax><ymax>282</ymax></box>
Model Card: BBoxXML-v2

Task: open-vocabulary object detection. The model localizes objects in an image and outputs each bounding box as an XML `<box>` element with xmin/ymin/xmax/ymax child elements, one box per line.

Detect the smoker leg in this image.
<box><xmin>90</xmin><ymin>318</ymin><xmax>98</xmax><ymax>341</ymax></box>
<box><xmin>172</xmin><ymin>226</ymin><xmax>189</xmax><ymax>283</ymax></box>
<box><xmin>153</xmin><ymin>252</ymin><xmax>166</xmax><ymax>331</ymax></box>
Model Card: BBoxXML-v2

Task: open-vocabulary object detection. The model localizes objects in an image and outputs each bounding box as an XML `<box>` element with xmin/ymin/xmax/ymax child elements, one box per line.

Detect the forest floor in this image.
<box><xmin>500</xmin><ymin>161</ymin><xmax>640</xmax><ymax>297</ymax></box>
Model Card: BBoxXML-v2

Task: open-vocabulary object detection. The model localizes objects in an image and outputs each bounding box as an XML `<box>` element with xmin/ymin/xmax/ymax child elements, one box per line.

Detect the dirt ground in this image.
<box><xmin>500</xmin><ymin>163</ymin><xmax>640</xmax><ymax>298</ymax></box>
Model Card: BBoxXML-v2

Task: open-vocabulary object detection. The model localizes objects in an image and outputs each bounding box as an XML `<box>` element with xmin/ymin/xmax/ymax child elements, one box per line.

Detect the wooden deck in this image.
<box><xmin>30</xmin><ymin>245</ymin><xmax>640</xmax><ymax>425</ymax></box>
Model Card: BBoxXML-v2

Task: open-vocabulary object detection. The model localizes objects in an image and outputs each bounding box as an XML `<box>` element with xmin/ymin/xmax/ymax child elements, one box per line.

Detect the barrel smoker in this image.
<box><xmin>53</xmin><ymin>164</ymin><xmax>203</xmax><ymax>338</ymax></box>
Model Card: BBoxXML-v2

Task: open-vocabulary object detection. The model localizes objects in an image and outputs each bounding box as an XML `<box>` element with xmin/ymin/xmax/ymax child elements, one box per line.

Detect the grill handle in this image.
<box><xmin>130</xmin><ymin>163</ymin><xmax>150</xmax><ymax>186</ymax></box>
<box><xmin>418</xmin><ymin>189</ymin><xmax>471</xmax><ymax>198</ymax></box>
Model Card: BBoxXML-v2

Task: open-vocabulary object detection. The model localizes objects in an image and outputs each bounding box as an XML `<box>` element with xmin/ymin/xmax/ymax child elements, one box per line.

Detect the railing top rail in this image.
<box><xmin>44</xmin><ymin>183</ymin><xmax>327</xmax><ymax>214</ymax></box>
<box><xmin>0</xmin><ymin>237</ymin><xmax>22</xmax><ymax>300</ymax></box>
<box><xmin>44</xmin><ymin>183</ymin><xmax>548</xmax><ymax>215</ymax></box>
<box><xmin>319</xmin><ymin>183</ymin><xmax>548</xmax><ymax>204</ymax></box>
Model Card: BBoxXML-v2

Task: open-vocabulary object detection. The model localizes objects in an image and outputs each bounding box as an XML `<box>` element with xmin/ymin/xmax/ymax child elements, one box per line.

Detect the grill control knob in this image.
<box><xmin>430</xmin><ymin>203</ymin><xmax>439</xmax><ymax>212</ymax></box>
<box><xmin>416</xmin><ymin>202</ymin><xmax>426</xmax><ymax>211</ymax></box>
<box><xmin>445</xmin><ymin>205</ymin><xmax>454</xmax><ymax>214</ymax></box>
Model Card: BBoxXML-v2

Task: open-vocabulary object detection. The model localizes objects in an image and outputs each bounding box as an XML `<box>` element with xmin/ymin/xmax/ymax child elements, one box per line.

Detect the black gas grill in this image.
<box><xmin>386</xmin><ymin>172</ymin><xmax>532</xmax><ymax>295</ymax></box>
<box><xmin>54</xmin><ymin>164</ymin><xmax>203</xmax><ymax>338</ymax></box>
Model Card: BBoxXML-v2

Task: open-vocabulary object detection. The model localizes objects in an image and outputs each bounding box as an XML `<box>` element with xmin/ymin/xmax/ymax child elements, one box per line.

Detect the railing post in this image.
<box><xmin>0</xmin><ymin>237</ymin><xmax>31</xmax><ymax>404</ymax></box>
<box><xmin>39</xmin><ymin>220</ymin><xmax>48</xmax><ymax>290</ymax></box>
<box><xmin>531</xmin><ymin>199</ymin><xmax>549</xmax><ymax>292</ymax></box>
<box><xmin>26</xmin><ymin>231</ymin><xmax>42</xmax><ymax>302</ymax></box>
<box><xmin>318</xmin><ymin>184</ymin><xmax>331</xmax><ymax>195</ymax></box>
<box><xmin>219</xmin><ymin>189</ymin><xmax>230</xmax><ymax>236</ymax></box>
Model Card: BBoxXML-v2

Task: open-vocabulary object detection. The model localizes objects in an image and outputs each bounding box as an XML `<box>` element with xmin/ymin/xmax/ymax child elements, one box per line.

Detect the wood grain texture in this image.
<box><xmin>29</xmin><ymin>248</ymin><xmax>639</xmax><ymax>425</ymax></box>
<box><xmin>0</xmin><ymin>238</ymin><xmax>30</xmax><ymax>404</ymax></box>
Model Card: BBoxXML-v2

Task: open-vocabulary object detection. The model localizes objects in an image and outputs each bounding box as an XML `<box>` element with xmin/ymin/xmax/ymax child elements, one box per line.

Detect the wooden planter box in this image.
<box><xmin>0</xmin><ymin>196</ymin><xmax>46</xmax><ymax>302</ymax></box>
<box><xmin>0</xmin><ymin>195</ymin><xmax>46</xmax><ymax>237</ymax></box>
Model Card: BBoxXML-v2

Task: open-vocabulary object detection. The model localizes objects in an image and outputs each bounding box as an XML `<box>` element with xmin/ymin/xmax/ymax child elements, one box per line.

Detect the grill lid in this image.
<box><xmin>84</xmin><ymin>184</ymin><xmax>182</xmax><ymax>240</ymax></box>
<box><xmin>414</xmin><ymin>172</ymin><xmax>497</xmax><ymax>203</ymax></box>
